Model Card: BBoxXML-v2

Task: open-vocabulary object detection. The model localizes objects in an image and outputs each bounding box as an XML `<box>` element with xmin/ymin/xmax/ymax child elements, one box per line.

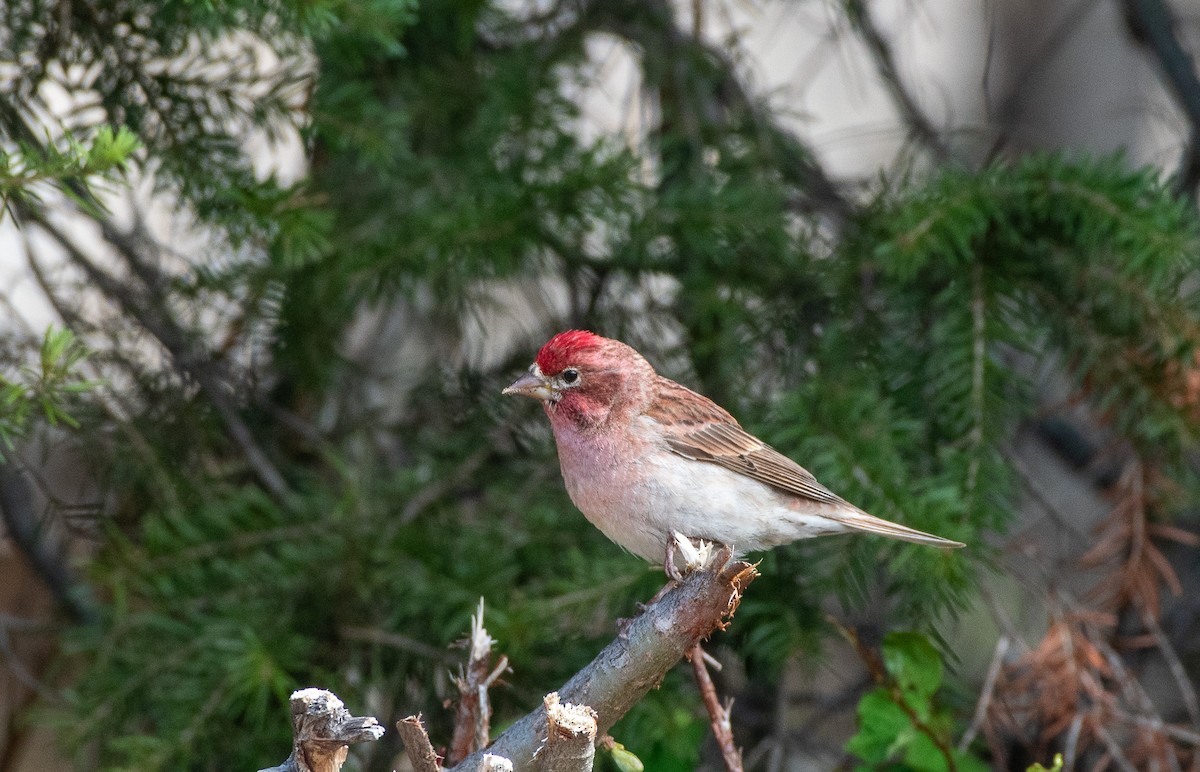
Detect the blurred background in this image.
<box><xmin>2</xmin><ymin>0</ymin><xmax>1200</xmax><ymax>769</ymax></box>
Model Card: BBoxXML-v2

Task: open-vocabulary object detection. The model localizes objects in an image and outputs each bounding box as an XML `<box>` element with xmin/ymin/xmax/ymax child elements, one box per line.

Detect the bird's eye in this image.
<box><xmin>561</xmin><ymin>368</ymin><xmax>580</xmax><ymax>385</ymax></box>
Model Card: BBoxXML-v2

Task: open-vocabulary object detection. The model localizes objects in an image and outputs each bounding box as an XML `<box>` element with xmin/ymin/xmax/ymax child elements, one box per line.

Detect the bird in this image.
<box><xmin>503</xmin><ymin>330</ymin><xmax>965</xmax><ymax>567</ymax></box>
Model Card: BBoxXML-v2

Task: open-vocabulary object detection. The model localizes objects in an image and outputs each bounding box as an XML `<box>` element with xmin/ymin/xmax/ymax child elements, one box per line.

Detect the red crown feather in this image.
<box><xmin>535</xmin><ymin>330</ymin><xmax>603</xmax><ymax>374</ymax></box>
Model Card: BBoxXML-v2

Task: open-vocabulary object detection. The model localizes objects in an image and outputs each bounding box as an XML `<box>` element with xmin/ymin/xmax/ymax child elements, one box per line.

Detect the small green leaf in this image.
<box><xmin>846</xmin><ymin>688</ymin><xmax>913</xmax><ymax>763</ymax></box>
<box><xmin>883</xmin><ymin>631</ymin><xmax>943</xmax><ymax>701</ymax></box>
<box><xmin>609</xmin><ymin>741</ymin><xmax>645</xmax><ymax>772</ymax></box>
<box><xmin>87</xmin><ymin>126</ymin><xmax>140</xmax><ymax>169</ymax></box>
<box><xmin>1027</xmin><ymin>754</ymin><xmax>1064</xmax><ymax>772</ymax></box>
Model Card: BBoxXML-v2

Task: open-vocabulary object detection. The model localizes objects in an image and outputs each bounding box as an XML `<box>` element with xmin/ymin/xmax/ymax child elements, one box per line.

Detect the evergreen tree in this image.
<box><xmin>1</xmin><ymin>1</ymin><xmax>1198</xmax><ymax>770</ymax></box>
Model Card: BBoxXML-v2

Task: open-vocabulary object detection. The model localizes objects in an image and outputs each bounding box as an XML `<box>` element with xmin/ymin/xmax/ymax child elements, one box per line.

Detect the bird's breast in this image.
<box><xmin>549</xmin><ymin>420</ymin><xmax>671</xmax><ymax>561</ymax></box>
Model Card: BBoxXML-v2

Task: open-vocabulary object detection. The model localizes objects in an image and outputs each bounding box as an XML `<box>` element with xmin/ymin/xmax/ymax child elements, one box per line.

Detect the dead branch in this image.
<box><xmin>1121</xmin><ymin>0</ymin><xmax>1200</xmax><ymax>194</ymax></box>
<box><xmin>688</xmin><ymin>644</ymin><xmax>743</xmax><ymax>772</ymax></box>
<box><xmin>397</xmin><ymin>714</ymin><xmax>443</xmax><ymax>772</ymax></box>
<box><xmin>0</xmin><ymin>463</ymin><xmax>97</xmax><ymax>624</ymax></box>
<box><xmin>537</xmin><ymin>693</ymin><xmax>598</xmax><ymax>772</ymax></box>
<box><xmin>448</xmin><ymin>599</ymin><xmax>510</xmax><ymax>765</ymax></box>
<box><xmin>580</xmin><ymin>0</ymin><xmax>853</xmax><ymax>229</ymax></box>
<box><xmin>259</xmin><ymin>688</ymin><xmax>384</xmax><ymax>772</ymax></box>
<box><xmin>449</xmin><ymin>551</ymin><xmax>757</xmax><ymax>771</ymax></box>
<box><xmin>844</xmin><ymin>0</ymin><xmax>950</xmax><ymax>160</ymax></box>
<box><xmin>958</xmin><ymin>635</ymin><xmax>1009</xmax><ymax>753</ymax></box>
<box><xmin>22</xmin><ymin>207</ymin><xmax>291</xmax><ymax>501</ymax></box>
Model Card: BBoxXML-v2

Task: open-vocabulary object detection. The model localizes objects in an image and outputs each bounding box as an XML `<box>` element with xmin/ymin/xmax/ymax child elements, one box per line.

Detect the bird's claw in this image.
<box><xmin>664</xmin><ymin>538</ymin><xmax>684</xmax><ymax>582</ymax></box>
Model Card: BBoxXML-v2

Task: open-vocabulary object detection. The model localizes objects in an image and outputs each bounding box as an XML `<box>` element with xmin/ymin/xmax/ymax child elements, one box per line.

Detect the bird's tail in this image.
<box><xmin>829</xmin><ymin>506</ymin><xmax>965</xmax><ymax>548</ymax></box>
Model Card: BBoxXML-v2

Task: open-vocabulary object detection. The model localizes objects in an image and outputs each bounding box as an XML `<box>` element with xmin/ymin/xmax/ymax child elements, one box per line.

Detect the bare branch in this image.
<box><xmin>448</xmin><ymin>598</ymin><xmax>510</xmax><ymax>765</ymax></box>
<box><xmin>397</xmin><ymin>714</ymin><xmax>443</xmax><ymax>772</ymax></box>
<box><xmin>537</xmin><ymin>693</ymin><xmax>598</xmax><ymax>772</ymax></box>
<box><xmin>843</xmin><ymin>0</ymin><xmax>950</xmax><ymax>160</ymax></box>
<box><xmin>0</xmin><ymin>463</ymin><xmax>97</xmax><ymax>624</ymax></box>
<box><xmin>689</xmin><ymin>644</ymin><xmax>743</xmax><ymax>772</ymax></box>
<box><xmin>958</xmin><ymin>635</ymin><xmax>1009</xmax><ymax>752</ymax></box>
<box><xmin>259</xmin><ymin>689</ymin><xmax>384</xmax><ymax>772</ymax></box>
<box><xmin>1121</xmin><ymin>0</ymin><xmax>1200</xmax><ymax>194</ymax></box>
<box><xmin>582</xmin><ymin>0</ymin><xmax>853</xmax><ymax>228</ymax></box>
<box><xmin>449</xmin><ymin>552</ymin><xmax>757</xmax><ymax>771</ymax></box>
<box><xmin>24</xmin><ymin>209</ymin><xmax>291</xmax><ymax>500</ymax></box>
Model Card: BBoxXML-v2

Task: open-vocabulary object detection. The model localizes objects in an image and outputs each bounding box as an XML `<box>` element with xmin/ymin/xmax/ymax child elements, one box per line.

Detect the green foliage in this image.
<box><xmin>0</xmin><ymin>126</ymin><xmax>139</xmax><ymax>217</ymax></box>
<box><xmin>5</xmin><ymin>0</ymin><xmax>1200</xmax><ymax>769</ymax></box>
<box><xmin>846</xmin><ymin>632</ymin><xmax>988</xmax><ymax>772</ymax></box>
<box><xmin>0</xmin><ymin>327</ymin><xmax>94</xmax><ymax>451</ymax></box>
<box><xmin>1027</xmin><ymin>755</ymin><xmax>1065</xmax><ymax>772</ymax></box>
<box><xmin>603</xmin><ymin>675</ymin><xmax>705</xmax><ymax>772</ymax></box>
<box><xmin>862</xmin><ymin>154</ymin><xmax>1200</xmax><ymax>464</ymax></box>
<box><xmin>606</xmin><ymin>740</ymin><xmax>646</xmax><ymax>772</ymax></box>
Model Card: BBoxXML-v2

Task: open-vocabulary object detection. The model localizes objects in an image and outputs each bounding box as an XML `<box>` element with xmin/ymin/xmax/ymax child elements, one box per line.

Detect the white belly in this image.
<box><xmin>552</xmin><ymin>423</ymin><xmax>848</xmax><ymax>562</ymax></box>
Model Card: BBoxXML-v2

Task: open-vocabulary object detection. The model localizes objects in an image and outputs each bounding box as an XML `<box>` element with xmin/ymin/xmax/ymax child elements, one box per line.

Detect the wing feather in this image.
<box><xmin>645</xmin><ymin>376</ymin><xmax>965</xmax><ymax>548</ymax></box>
<box><xmin>646</xmin><ymin>377</ymin><xmax>843</xmax><ymax>506</ymax></box>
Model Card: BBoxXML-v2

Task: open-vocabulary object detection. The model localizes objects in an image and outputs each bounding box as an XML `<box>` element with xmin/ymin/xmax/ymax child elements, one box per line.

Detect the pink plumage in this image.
<box><xmin>504</xmin><ymin>331</ymin><xmax>964</xmax><ymax>563</ymax></box>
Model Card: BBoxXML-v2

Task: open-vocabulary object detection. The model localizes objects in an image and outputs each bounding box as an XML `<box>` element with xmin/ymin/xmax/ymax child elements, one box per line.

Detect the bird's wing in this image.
<box><xmin>647</xmin><ymin>377</ymin><xmax>966</xmax><ymax>548</ymax></box>
<box><xmin>646</xmin><ymin>377</ymin><xmax>843</xmax><ymax>506</ymax></box>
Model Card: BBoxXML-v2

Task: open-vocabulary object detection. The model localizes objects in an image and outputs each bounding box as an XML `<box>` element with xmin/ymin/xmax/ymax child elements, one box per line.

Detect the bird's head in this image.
<box><xmin>503</xmin><ymin>330</ymin><xmax>653</xmax><ymax>430</ymax></box>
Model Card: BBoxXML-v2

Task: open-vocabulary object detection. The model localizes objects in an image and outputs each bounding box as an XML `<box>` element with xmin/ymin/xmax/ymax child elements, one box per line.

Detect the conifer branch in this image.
<box><xmin>844</xmin><ymin>0</ymin><xmax>950</xmax><ymax>160</ymax></box>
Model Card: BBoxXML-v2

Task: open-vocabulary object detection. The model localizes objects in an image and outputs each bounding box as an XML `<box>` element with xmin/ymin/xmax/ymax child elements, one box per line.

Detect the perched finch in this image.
<box><xmin>503</xmin><ymin>330</ymin><xmax>964</xmax><ymax>564</ymax></box>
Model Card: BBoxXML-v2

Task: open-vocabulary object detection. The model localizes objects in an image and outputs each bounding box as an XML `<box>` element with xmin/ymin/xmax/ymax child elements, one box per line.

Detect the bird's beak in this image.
<box><xmin>502</xmin><ymin>369</ymin><xmax>556</xmax><ymax>401</ymax></box>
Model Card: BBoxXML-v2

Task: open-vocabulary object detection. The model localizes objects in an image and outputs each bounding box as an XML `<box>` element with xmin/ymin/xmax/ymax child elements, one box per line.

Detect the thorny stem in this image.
<box><xmin>689</xmin><ymin>643</ymin><xmax>744</xmax><ymax>772</ymax></box>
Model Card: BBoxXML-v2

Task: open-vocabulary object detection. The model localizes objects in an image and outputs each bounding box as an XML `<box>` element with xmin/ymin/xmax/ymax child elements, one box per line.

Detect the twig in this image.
<box><xmin>339</xmin><ymin>626</ymin><xmax>460</xmax><ymax>664</ymax></box>
<box><xmin>1094</xmin><ymin>723</ymin><xmax>1141</xmax><ymax>772</ymax></box>
<box><xmin>958</xmin><ymin>635</ymin><xmax>1009</xmax><ymax>752</ymax></box>
<box><xmin>0</xmin><ymin>463</ymin><xmax>98</xmax><ymax>623</ymax></box>
<box><xmin>25</xmin><ymin>209</ymin><xmax>291</xmax><ymax>500</ymax></box>
<box><xmin>582</xmin><ymin>0</ymin><xmax>854</xmax><ymax>229</ymax></box>
<box><xmin>537</xmin><ymin>693</ymin><xmax>598</xmax><ymax>772</ymax></box>
<box><xmin>397</xmin><ymin>714</ymin><xmax>443</xmax><ymax>772</ymax></box>
<box><xmin>449</xmin><ymin>551</ymin><xmax>757</xmax><ymax>771</ymax></box>
<box><xmin>965</xmin><ymin>260</ymin><xmax>987</xmax><ymax>501</ymax></box>
<box><xmin>985</xmin><ymin>0</ymin><xmax>1102</xmax><ymax>160</ymax></box>
<box><xmin>448</xmin><ymin>598</ymin><xmax>509</xmax><ymax>765</ymax></box>
<box><xmin>1121</xmin><ymin>0</ymin><xmax>1200</xmax><ymax>194</ymax></box>
<box><xmin>259</xmin><ymin>688</ymin><xmax>384</xmax><ymax>772</ymax></box>
<box><xmin>843</xmin><ymin>0</ymin><xmax>950</xmax><ymax>160</ymax></box>
<box><xmin>1062</xmin><ymin>713</ymin><xmax>1084</xmax><ymax>771</ymax></box>
<box><xmin>400</xmin><ymin>449</ymin><xmax>489</xmax><ymax>523</ymax></box>
<box><xmin>1143</xmin><ymin>613</ymin><xmax>1200</xmax><ymax>734</ymax></box>
<box><xmin>689</xmin><ymin>643</ymin><xmax>743</xmax><ymax>772</ymax></box>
